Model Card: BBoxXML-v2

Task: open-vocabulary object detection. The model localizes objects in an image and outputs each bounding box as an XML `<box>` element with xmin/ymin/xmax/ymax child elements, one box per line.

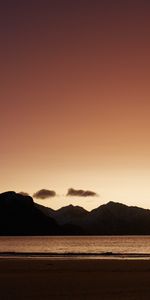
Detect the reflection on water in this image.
<box><xmin>0</xmin><ymin>236</ymin><xmax>150</xmax><ymax>257</ymax></box>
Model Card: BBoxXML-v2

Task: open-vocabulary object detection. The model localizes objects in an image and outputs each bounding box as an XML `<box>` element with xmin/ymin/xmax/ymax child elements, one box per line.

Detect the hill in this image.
<box><xmin>1</xmin><ymin>192</ymin><xmax>150</xmax><ymax>235</ymax></box>
<box><xmin>0</xmin><ymin>192</ymin><xmax>60</xmax><ymax>235</ymax></box>
<box><xmin>37</xmin><ymin>201</ymin><xmax>150</xmax><ymax>235</ymax></box>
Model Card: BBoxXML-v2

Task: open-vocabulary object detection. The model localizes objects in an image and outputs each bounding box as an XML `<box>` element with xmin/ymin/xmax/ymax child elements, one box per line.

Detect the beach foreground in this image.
<box><xmin>0</xmin><ymin>258</ymin><xmax>150</xmax><ymax>300</ymax></box>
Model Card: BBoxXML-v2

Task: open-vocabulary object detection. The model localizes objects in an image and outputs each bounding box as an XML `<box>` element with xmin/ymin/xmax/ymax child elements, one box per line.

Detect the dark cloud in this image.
<box><xmin>33</xmin><ymin>189</ymin><xmax>56</xmax><ymax>199</ymax></box>
<box><xmin>19</xmin><ymin>192</ymin><xmax>30</xmax><ymax>196</ymax></box>
<box><xmin>67</xmin><ymin>188</ymin><xmax>97</xmax><ymax>197</ymax></box>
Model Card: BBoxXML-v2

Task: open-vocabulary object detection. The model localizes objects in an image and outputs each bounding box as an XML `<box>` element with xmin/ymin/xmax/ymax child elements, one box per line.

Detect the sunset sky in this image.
<box><xmin>1</xmin><ymin>0</ymin><xmax>150</xmax><ymax>210</ymax></box>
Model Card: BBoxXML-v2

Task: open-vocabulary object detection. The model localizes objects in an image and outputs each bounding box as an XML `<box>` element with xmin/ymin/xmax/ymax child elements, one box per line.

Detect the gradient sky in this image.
<box><xmin>1</xmin><ymin>0</ymin><xmax>150</xmax><ymax>210</ymax></box>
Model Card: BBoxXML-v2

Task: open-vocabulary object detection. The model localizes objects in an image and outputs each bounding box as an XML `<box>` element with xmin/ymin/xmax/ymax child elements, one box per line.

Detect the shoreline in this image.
<box><xmin>0</xmin><ymin>251</ymin><xmax>150</xmax><ymax>260</ymax></box>
<box><xmin>0</xmin><ymin>258</ymin><xmax>150</xmax><ymax>299</ymax></box>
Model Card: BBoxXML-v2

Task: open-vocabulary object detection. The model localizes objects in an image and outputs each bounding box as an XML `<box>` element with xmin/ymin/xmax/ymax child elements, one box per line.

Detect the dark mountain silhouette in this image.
<box><xmin>36</xmin><ymin>203</ymin><xmax>87</xmax><ymax>234</ymax></box>
<box><xmin>1</xmin><ymin>192</ymin><xmax>150</xmax><ymax>235</ymax></box>
<box><xmin>0</xmin><ymin>192</ymin><xmax>83</xmax><ymax>235</ymax></box>
<box><xmin>35</xmin><ymin>203</ymin><xmax>56</xmax><ymax>218</ymax></box>
<box><xmin>36</xmin><ymin>204</ymin><xmax>89</xmax><ymax>225</ymax></box>
<box><xmin>37</xmin><ymin>201</ymin><xmax>150</xmax><ymax>235</ymax></box>
<box><xmin>0</xmin><ymin>192</ymin><xmax>61</xmax><ymax>235</ymax></box>
<box><xmin>81</xmin><ymin>201</ymin><xmax>150</xmax><ymax>235</ymax></box>
<box><xmin>55</xmin><ymin>204</ymin><xmax>89</xmax><ymax>225</ymax></box>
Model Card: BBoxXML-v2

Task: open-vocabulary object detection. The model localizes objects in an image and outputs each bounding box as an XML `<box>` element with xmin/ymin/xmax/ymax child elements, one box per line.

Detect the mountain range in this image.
<box><xmin>36</xmin><ymin>201</ymin><xmax>150</xmax><ymax>235</ymax></box>
<box><xmin>0</xmin><ymin>191</ymin><xmax>150</xmax><ymax>235</ymax></box>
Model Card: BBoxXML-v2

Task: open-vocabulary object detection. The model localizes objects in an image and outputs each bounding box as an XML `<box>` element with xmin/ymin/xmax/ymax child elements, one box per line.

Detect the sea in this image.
<box><xmin>0</xmin><ymin>236</ymin><xmax>150</xmax><ymax>259</ymax></box>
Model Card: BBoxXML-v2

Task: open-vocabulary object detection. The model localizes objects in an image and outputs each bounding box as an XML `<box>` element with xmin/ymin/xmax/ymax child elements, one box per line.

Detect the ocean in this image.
<box><xmin>0</xmin><ymin>236</ymin><xmax>150</xmax><ymax>259</ymax></box>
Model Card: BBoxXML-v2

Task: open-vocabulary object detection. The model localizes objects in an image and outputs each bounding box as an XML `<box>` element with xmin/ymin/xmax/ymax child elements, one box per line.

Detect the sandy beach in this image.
<box><xmin>0</xmin><ymin>258</ymin><xmax>150</xmax><ymax>299</ymax></box>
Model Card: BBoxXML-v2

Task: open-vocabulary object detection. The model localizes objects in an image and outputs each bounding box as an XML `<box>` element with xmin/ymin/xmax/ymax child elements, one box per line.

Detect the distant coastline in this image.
<box><xmin>0</xmin><ymin>191</ymin><xmax>150</xmax><ymax>235</ymax></box>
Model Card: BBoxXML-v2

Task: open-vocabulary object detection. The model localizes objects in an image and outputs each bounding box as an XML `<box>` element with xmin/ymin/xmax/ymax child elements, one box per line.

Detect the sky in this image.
<box><xmin>1</xmin><ymin>0</ymin><xmax>150</xmax><ymax>210</ymax></box>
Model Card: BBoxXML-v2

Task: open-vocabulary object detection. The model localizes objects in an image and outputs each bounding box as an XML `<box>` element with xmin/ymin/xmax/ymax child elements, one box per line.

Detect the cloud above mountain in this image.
<box><xmin>19</xmin><ymin>192</ymin><xmax>30</xmax><ymax>196</ymax></box>
<box><xmin>67</xmin><ymin>188</ymin><xmax>97</xmax><ymax>197</ymax></box>
<box><xmin>33</xmin><ymin>189</ymin><xmax>56</xmax><ymax>199</ymax></box>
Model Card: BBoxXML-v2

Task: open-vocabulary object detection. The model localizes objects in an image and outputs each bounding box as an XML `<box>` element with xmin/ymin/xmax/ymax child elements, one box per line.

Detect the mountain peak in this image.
<box><xmin>57</xmin><ymin>204</ymin><xmax>88</xmax><ymax>213</ymax></box>
<box><xmin>105</xmin><ymin>201</ymin><xmax>127</xmax><ymax>208</ymax></box>
<box><xmin>0</xmin><ymin>191</ymin><xmax>34</xmax><ymax>207</ymax></box>
<box><xmin>0</xmin><ymin>191</ymin><xmax>60</xmax><ymax>235</ymax></box>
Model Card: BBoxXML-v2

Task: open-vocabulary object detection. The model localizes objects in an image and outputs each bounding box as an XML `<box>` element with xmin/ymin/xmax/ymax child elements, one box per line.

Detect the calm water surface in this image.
<box><xmin>0</xmin><ymin>236</ymin><xmax>150</xmax><ymax>258</ymax></box>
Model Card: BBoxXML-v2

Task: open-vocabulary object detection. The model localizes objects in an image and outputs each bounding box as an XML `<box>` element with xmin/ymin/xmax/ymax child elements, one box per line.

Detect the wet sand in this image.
<box><xmin>0</xmin><ymin>258</ymin><xmax>150</xmax><ymax>299</ymax></box>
